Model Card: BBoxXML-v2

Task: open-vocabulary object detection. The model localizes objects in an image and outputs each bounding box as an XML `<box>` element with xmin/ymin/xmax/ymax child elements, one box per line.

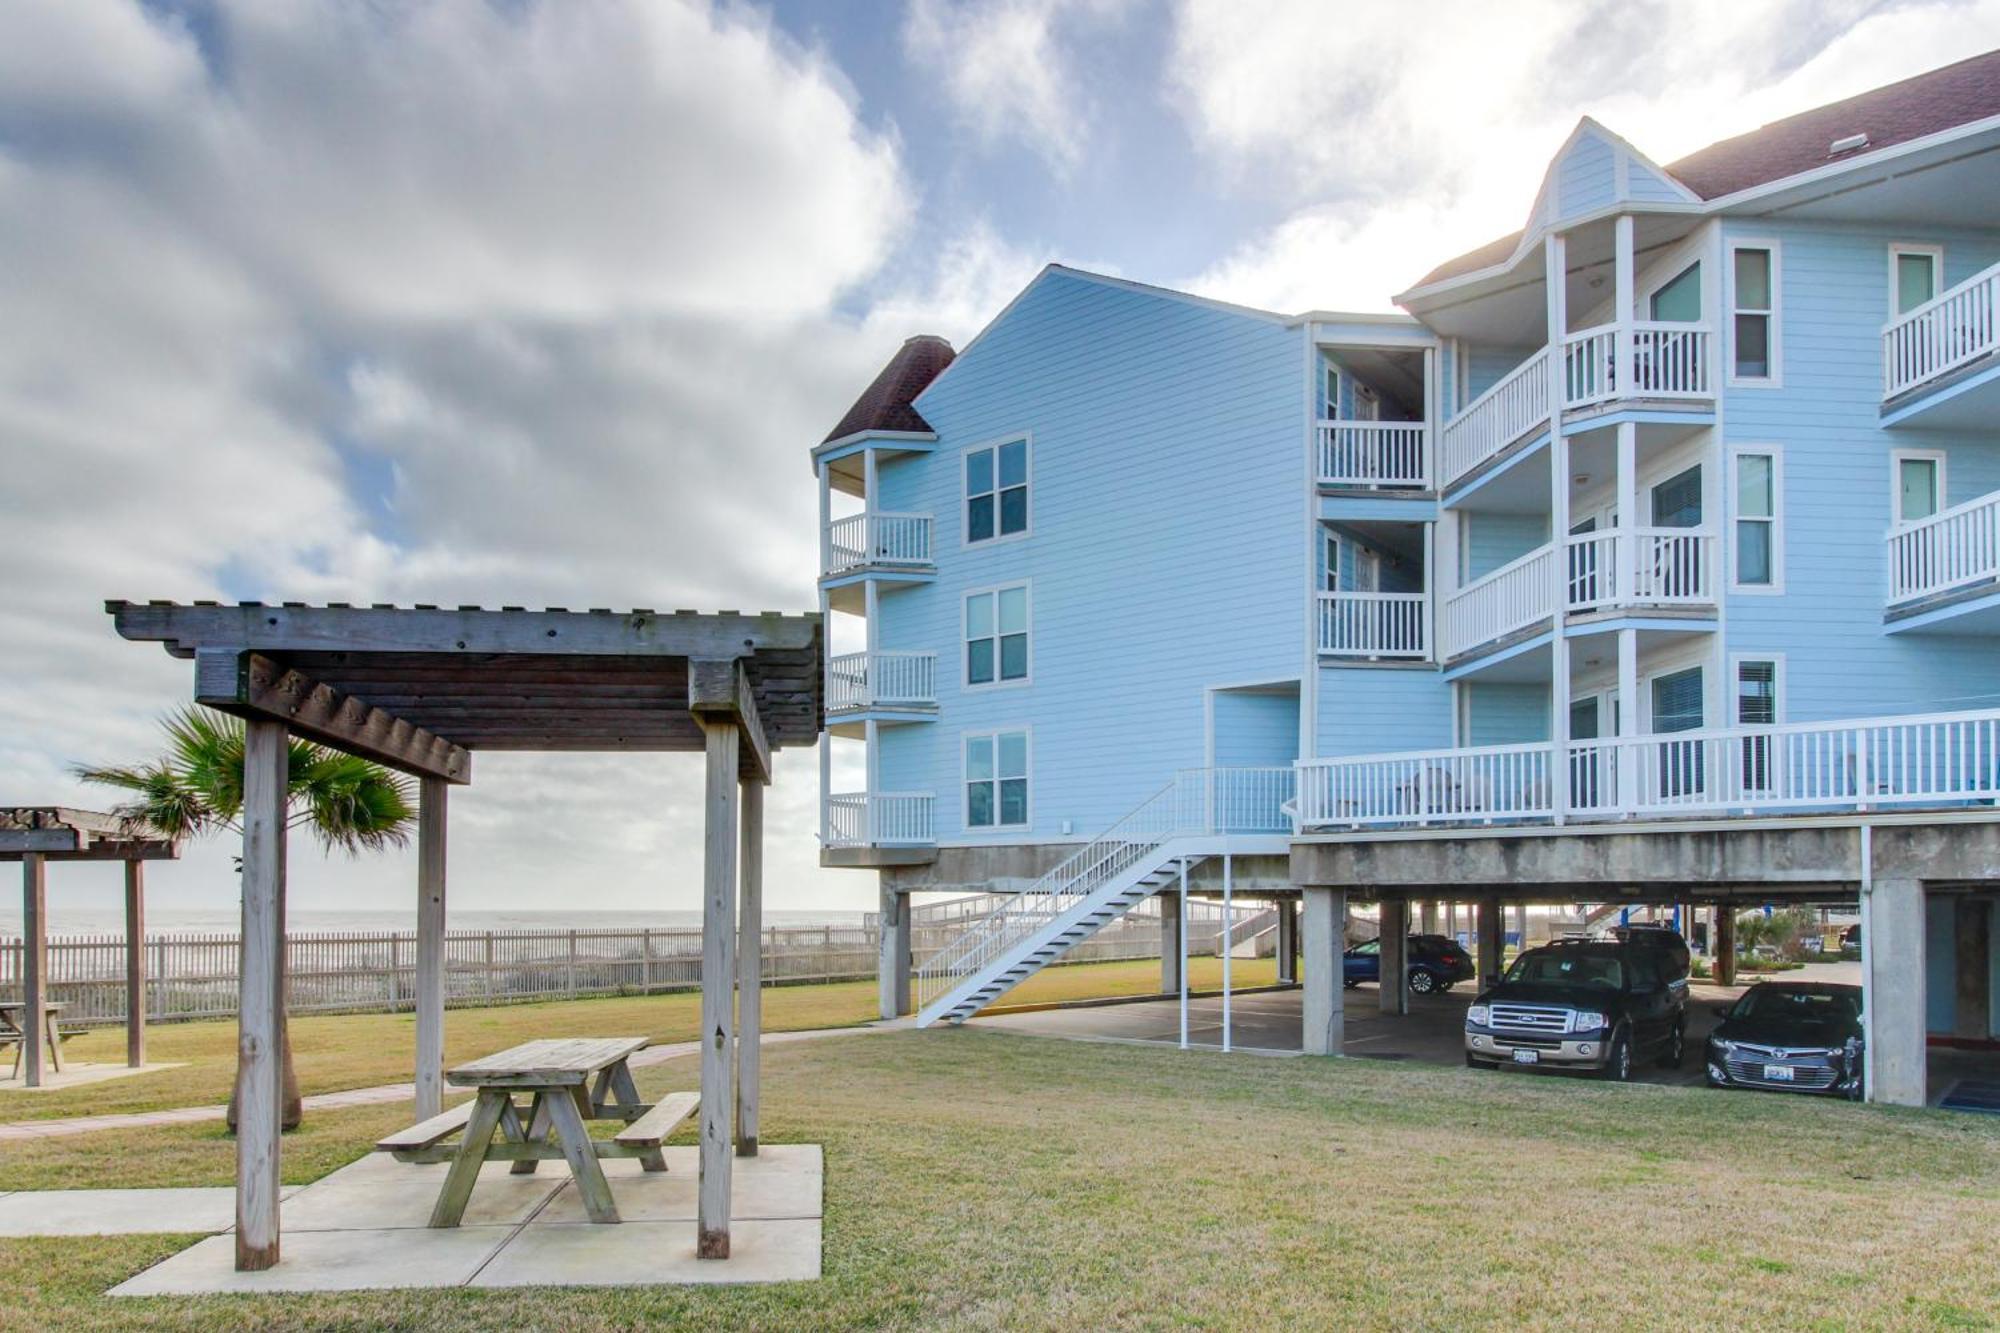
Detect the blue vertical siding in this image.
<box><xmin>1556</xmin><ymin>132</ymin><xmax>1616</xmax><ymax>221</ymax></box>
<box><xmin>1462</xmin><ymin>511</ymin><xmax>1548</xmax><ymax>581</ymax></box>
<box><xmin>1463</xmin><ymin>681</ymin><xmax>1550</xmax><ymax>745</ymax></box>
<box><xmin>1464</xmin><ymin>344</ymin><xmax>1539</xmax><ymax>400</ymax></box>
<box><xmin>1626</xmin><ymin>161</ymin><xmax>1684</xmax><ymax>203</ymax></box>
<box><xmin>1212</xmin><ymin>689</ymin><xmax>1300</xmax><ymax>767</ymax></box>
<box><xmin>1316</xmin><ymin>667</ymin><xmax>1452</xmax><ymax>757</ymax></box>
<box><xmin>873</xmin><ymin>270</ymin><xmax>1304</xmax><ymax>841</ymax></box>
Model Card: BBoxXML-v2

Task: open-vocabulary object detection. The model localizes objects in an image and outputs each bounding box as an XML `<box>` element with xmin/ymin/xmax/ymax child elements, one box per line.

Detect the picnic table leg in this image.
<box><xmin>588</xmin><ymin>1067</ymin><xmax>614</xmax><ymax>1116</ymax></box>
<box><xmin>509</xmin><ymin>1092</ymin><xmax>551</xmax><ymax>1175</ymax></box>
<box><xmin>429</xmin><ymin>1088</ymin><xmax>507</xmax><ymax>1228</ymax></box>
<box><xmin>45</xmin><ymin>1009</ymin><xmax>63</xmax><ymax>1074</ymax></box>
<box><xmin>604</xmin><ymin>1064</ymin><xmax>665</xmax><ymax>1171</ymax></box>
<box><xmin>544</xmin><ymin>1086</ymin><xmax>621</xmax><ymax>1224</ymax></box>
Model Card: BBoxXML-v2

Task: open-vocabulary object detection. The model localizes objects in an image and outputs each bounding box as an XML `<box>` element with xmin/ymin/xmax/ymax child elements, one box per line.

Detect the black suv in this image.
<box><xmin>1464</xmin><ymin>938</ymin><xmax>1687</xmax><ymax>1080</ymax></box>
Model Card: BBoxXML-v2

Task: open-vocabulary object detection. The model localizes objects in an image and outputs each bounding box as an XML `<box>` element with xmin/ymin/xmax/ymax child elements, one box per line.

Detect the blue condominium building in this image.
<box><xmin>811</xmin><ymin>53</ymin><xmax>2000</xmax><ymax>1107</ymax></box>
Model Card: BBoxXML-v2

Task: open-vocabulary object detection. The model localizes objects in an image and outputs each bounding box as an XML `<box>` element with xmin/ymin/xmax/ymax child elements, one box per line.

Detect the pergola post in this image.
<box><xmin>414</xmin><ymin>777</ymin><xmax>448</xmax><ymax>1121</ymax></box>
<box><xmin>236</xmin><ymin>717</ymin><xmax>289</xmax><ymax>1272</ymax></box>
<box><xmin>736</xmin><ymin>773</ymin><xmax>764</xmax><ymax>1158</ymax></box>
<box><xmin>21</xmin><ymin>853</ymin><xmax>46</xmax><ymax>1087</ymax></box>
<box><xmin>697</xmin><ymin>716</ymin><xmax>741</xmax><ymax>1259</ymax></box>
<box><xmin>124</xmin><ymin>860</ymin><xmax>146</xmax><ymax>1068</ymax></box>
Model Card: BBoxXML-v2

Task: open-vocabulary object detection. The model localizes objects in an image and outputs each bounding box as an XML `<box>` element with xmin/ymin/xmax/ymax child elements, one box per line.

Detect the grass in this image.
<box><xmin>3</xmin><ymin>1028</ymin><xmax>1999</xmax><ymax>1329</ymax></box>
<box><xmin>5</xmin><ymin>955</ymin><xmax>1272</xmax><ymax>1120</ymax></box>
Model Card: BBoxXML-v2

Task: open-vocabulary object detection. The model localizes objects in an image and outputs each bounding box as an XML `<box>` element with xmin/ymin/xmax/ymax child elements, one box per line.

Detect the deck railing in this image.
<box><xmin>1565</xmin><ymin>528</ymin><xmax>1717</xmax><ymax>610</ymax></box>
<box><xmin>1883</xmin><ymin>261</ymin><xmax>2000</xmax><ymax>400</ymax></box>
<box><xmin>826</xmin><ymin>651</ymin><xmax>938</xmax><ymax>711</ymax></box>
<box><xmin>822</xmin><ymin>510</ymin><xmax>933</xmax><ymax>577</ymax></box>
<box><xmin>1886</xmin><ymin>490</ymin><xmax>2000</xmax><ymax>606</ymax></box>
<box><xmin>1297</xmin><ymin>706</ymin><xmax>2000</xmax><ymax>828</ymax></box>
<box><xmin>1316</xmin><ymin>420</ymin><xmax>1430</xmax><ymax>487</ymax></box>
<box><xmin>1440</xmin><ymin>545</ymin><xmax>1555</xmax><ymax>658</ymax></box>
<box><xmin>1317</xmin><ymin>591</ymin><xmax>1429</xmax><ymax>658</ymax></box>
<box><xmin>824</xmin><ymin>791</ymin><xmax>935</xmax><ymax>847</ymax></box>
<box><xmin>1438</xmin><ymin>348</ymin><xmax>1549</xmax><ymax>488</ymax></box>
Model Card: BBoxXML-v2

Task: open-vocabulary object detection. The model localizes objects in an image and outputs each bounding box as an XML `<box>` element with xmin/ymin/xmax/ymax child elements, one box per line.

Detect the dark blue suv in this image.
<box><xmin>1343</xmin><ymin>934</ymin><xmax>1477</xmax><ymax>994</ymax></box>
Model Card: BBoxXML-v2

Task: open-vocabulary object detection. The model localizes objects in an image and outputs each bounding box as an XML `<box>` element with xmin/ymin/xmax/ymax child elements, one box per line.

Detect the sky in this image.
<box><xmin>3</xmin><ymin>0</ymin><xmax>1998</xmax><ymax>924</ymax></box>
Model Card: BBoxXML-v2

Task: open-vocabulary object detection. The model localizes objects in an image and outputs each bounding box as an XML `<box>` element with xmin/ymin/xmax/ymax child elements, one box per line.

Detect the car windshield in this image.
<box><xmin>1731</xmin><ymin>988</ymin><xmax>1859</xmax><ymax>1022</ymax></box>
<box><xmin>1505</xmin><ymin>950</ymin><xmax>1624</xmax><ymax>990</ymax></box>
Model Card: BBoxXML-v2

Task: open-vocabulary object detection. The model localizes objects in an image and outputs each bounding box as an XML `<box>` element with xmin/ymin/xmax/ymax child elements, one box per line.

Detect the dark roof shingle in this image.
<box><xmin>821</xmin><ymin>335</ymin><xmax>955</xmax><ymax>444</ymax></box>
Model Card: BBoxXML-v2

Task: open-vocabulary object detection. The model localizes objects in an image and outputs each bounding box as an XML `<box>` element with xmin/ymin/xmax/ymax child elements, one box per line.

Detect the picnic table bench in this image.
<box><xmin>1</xmin><ymin>1001</ymin><xmax>66</xmax><ymax>1078</ymax></box>
<box><xmin>373</xmin><ymin>1036</ymin><xmax>697</xmax><ymax>1226</ymax></box>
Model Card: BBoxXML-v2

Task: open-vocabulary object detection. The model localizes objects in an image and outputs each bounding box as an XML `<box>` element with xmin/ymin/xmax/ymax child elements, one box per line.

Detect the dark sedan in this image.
<box><xmin>1706</xmin><ymin>982</ymin><xmax>1864</xmax><ymax>1099</ymax></box>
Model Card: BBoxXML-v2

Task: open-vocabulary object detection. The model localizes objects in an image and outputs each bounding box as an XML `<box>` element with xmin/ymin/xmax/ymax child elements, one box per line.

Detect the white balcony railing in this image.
<box><xmin>826</xmin><ymin>651</ymin><xmax>938</xmax><ymax>712</ymax></box>
<box><xmin>1440</xmin><ymin>545</ymin><xmax>1556</xmax><ymax>658</ymax></box>
<box><xmin>824</xmin><ymin>791</ymin><xmax>935</xmax><ymax>848</ymax></box>
<box><xmin>1316</xmin><ymin>420</ymin><xmax>1430</xmax><ymax>487</ymax></box>
<box><xmin>1317</xmin><ymin>591</ymin><xmax>1429</xmax><ymax>659</ymax></box>
<box><xmin>822</xmin><ymin>511</ymin><xmax>934</xmax><ymax>578</ymax></box>
<box><xmin>1887</xmin><ymin>490</ymin><xmax>2000</xmax><ymax>605</ymax></box>
<box><xmin>1297</xmin><ymin>707</ymin><xmax>2000</xmax><ymax>829</ymax></box>
<box><xmin>1883</xmin><ymin>261</ymin><xmax>2000</xmax><ymax>400</ymax></box>
<box><xmin>1439</xmin><ymin>348</ymin><xmax>1550</xmax><ymax>489</ymax></box>
<box><xmin>1565</xmin><ymin>528</ymin><xmax>1717</xmax><ymax>611</ymax></box>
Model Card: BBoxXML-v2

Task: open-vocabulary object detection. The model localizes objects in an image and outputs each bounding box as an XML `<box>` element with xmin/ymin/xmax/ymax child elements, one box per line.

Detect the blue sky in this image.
<box><xmin>2</xmin><ymin>0</ymin><xmax>1997</xmax><ymax>922</ymax></box>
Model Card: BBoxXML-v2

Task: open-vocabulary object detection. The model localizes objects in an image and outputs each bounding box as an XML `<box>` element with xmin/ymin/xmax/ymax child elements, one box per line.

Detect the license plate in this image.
<box><xmin>1763</xmin><ymin>1063</ymin><xmax>1795</xmax><ymax>1081</ymax></box>
<box><xmin>1512</xmin><ymin>1048</ymin><xmax>1540</xmax><ymax>1065</ymax></box>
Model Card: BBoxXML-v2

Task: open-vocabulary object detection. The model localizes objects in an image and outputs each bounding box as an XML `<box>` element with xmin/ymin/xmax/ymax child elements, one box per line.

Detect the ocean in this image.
<box><xmin>0</xmin><ymin>907</ymin><xmax>869</xmax><ymax>938</ymax></box>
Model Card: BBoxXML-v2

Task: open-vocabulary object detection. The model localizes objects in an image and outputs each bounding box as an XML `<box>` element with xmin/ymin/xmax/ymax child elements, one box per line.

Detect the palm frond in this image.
<box><xmin>296</xmin><ymin>748</ymin><xmax>417</xmax><ymax>856</ymax></box>
<box><xmin>71</xmin><ymin>760</ymin><xmax>218</xmax><ymax>840</ymax></box>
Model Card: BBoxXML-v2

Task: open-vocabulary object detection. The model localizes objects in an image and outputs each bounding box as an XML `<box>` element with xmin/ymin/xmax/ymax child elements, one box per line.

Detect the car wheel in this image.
<box><xmin>1659</xmin><ymin>1022</ymin><xmax>1686</xmax><ymax>1070</ymax></box>
<box><xmin>1603</xmin><ymin>1031</ymin><xmax>1632</xmax><ymax>1082</ymax></box>
<box><xmin>1409</xmin><ymin>970</ymin><xmax>1436</xmax><ymax>995</ymax></box>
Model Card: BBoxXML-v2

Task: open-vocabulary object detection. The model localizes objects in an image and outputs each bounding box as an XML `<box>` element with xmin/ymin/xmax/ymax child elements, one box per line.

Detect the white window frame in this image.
<box><xmin>1729</xmin><ymin>653</ymin><xmax>1786</xmax><ymax>795</ymax></box>
<box><xmin>962</xmin><ymin>726</ymin><xmax>1032</xmax><ymax>833</ymax></box>
<box><xmin>1890</xmin><ymin>448</ymin><xmax>1948</xmax><ymax>527</ymax></box>
<box><xmin>1887</xmin><ymin>243</ymin><xmax>1944</xmax><ymax>319</ymax></box>
<box><xmin>1729</xmin><ymin>653</ymin><xmax>1786</xmax><ymax>726</ymax></box>
<box><xmin>1727</xmin><ymin>444</ymin><xmax>1784</xmax><ymax>595</ymax></box>
<box><xmin>1725</xmin><ymin>237</ymin><xmax>1782</xmax><ymax>388</ymax></box>
<box><xmin>1322</xmin><ymin>531</ymin><xmax>1341</xmax><ymax>593</ymax></box>
<box><xmin>1322</xmin><ymin>362</ymin><xmax>1341</xmax><ymax>419</ymax></box>
<box><xmin>962</xmin><ymin>580</ymin><xmax>1032</xmax><ymax>691</ymax></box>
<box><xmin>961</xmin><ymin>434</ymin><xmax>1032</xmax><ymax>549</ymax></box>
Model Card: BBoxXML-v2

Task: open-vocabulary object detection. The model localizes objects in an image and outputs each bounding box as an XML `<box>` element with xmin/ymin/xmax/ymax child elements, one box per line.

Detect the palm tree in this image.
<box><xmin>79</xmin><ymin>706</ymin><xmax>417</xmax><ymax>1129</ymax></box>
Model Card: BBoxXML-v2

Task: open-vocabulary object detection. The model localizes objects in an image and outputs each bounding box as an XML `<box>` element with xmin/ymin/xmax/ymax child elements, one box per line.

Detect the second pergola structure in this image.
<box><xmin>111</xmin><ymin>600</ymin><xmax>822</xmax><ymax>1272</ymax></box>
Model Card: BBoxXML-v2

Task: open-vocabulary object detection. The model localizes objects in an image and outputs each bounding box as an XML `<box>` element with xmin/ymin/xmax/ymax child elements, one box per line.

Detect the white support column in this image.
<box><xmin>236</xmin><ymin>717</ymin><xmax>288</xmax><ymax>1272</ymax></box>
<box><xmin>1614</xmin><ymin>213</ymin><xmax>1635</xmax><ymax>401</ymax></box>
<box><xmin>1617</xmin><ymin>626</ymin><xmax>1639</xmax><ymax>809</ymax></box>
<box><xmin>862</xmin><ymin>446</ymin><xmax>878</xmax><ymax>506</ymax></box>
<box><xmin>817</xmin><ymin>463</ymin><xmax>831</xmax><ymax>577</ymax></box>
<box><xmin>1221</xmin><ymin>856</ymin><xmax>1233</xmax><ymax>1054</ymax></box>
<box><xmin>1177</xmin><ymin>860</ymin><xmax>1190</xmax><ymax>1050</ymax></box>
<box><xmin>20</xmin><ymin>854</ymin><xmax>45</xmax><ymax>1088</ymax></box>
<box><xmin>697</xmin><ymin>719</ymin><xmax>740</xmax><ymax>1260</ymax></box>
<box><xmin>414</xmin><ymin>778</ymin><xmax>447</xmax><ymax>1122</ymax></box>
<box><xmin>1302</xmin><ymin>887</ymin><xmax>1347</xmax><ymax>1056</ymax></box>
<box><xmin>1378</xmin><ymin>897</ymin><xmax>1409</xmax><ymax>1016</ymax></box>
<box><xmin>1616</xmin><ymin>421</ymin><xmax>1638</xmax><ymax>604</ymax></box>
<box><xmin>1546</xmin><ymin>232</ymin><xmax>1573</xmax><ymax>823</ymax></box>
<box><xmin>736</xmin><ymin>775</ymin><xmax>764</xmax><ymax>1157</ymax></box>
<box><xmin>124</xmin><ymin>860</ymin><xmax>146</xmax><ymax>1068</ymax></box>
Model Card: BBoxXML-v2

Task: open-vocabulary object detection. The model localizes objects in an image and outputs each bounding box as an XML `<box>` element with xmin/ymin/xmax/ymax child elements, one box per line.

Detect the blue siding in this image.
<box><xmin>1626</xmin><ymin>161</ymin><xmax>1683</xmax><ymax>204</ymax></box>
<box><xmin>1556</xmin><ymin>133</ymin><xmax>1616</xmax><ymax>221</ymax></box>
<box><xmin>1316</xmin><ymin>668</ymin><xmax>1452</xmax><ymax>757</ymax></box>
<box><xmin>1464</xmin><ymin>681</ymin><xmax>1549</xmax><ymax>745</ymax></box>
<box><xmin>1213</xmin><ymin>689</ymin><xmax>1300</xmax><ymax>768</ymax></box>
<box><xmin>1721</xmin><ymin>220</ymin><xmax>2000</xmax><ymax>723</ymax></box>
<box><xmin>874</xmin><ymin>271</ymin><xmax>1305</xmax><ymax>840</ymax></box>
<box><xmin>1462</xmin><ymin>511</ymin><xmax>1547</xmax><ymax>581</ymax></box>
<box><xmin>1464</xmin><ymin>344</ymin><xmax>1538</xmax><ymax>401</ymax></box>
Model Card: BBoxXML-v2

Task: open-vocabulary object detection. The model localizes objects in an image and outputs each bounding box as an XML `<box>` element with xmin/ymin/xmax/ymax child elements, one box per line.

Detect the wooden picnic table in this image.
<box><xmin>374</xmin><ymin>1036</ymin><xmax>697</xmax><ymax>1227</ymax></box>
<box><xmin>1</xmin><ymin>1001</ymin><xmax>65</xmax><ymax>1077</ymax></box>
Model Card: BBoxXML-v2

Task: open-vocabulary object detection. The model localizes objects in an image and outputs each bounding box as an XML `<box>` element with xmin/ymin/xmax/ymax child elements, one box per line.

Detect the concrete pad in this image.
<box><xmin>0</xmin><ymin>1062</ymin><xmax>186</xmax><ymax>1093</ymax></box>
<box><xmin>110</xmin><ymin>1226</ymin><xmax>515</xmax><ymax>1296</ymax></box>
<box><xmin>471</xmin><ymin>1217</ymin><xmax>821</xmax><ymax>1288</ymax></box>
<box><xmin>0</xmin><ymin>1187</ymin><xmax>271</xmax><ymax>1237</ymax></box>
<box><xmin>306</xmin><ymin>1152</ymin><xmax>535</xmax><ymax>1188</ymax></box>
<box><xmin>534</xmin><ymin>1165</ymin><xmax>819</xmax><ymax>1224</ymax></box>
<box><xmin>283</xmin><ymin>1174</ymin><xmax>563</xmax><ymax>1232</ymax></box>
<box><xmin>603</xmin><ymin>1143</ymin><xmax>823</xmax><ymax>1177</ymax></box>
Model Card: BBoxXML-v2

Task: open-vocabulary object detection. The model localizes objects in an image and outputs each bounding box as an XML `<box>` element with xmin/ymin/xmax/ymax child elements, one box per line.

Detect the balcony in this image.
<box><xmin>1316</xmin><ymin>420</ymin><xmax>1430</xmax><ymax>488</ymax></box>
<box><xmin>1883</xmin><ymin>260</ymin><xmax>1999</xmax><ymax>421</ymax></box>
<box><xmin>1296</xmin><ymin>707</ymin><xmax>2000</xmax><ymax>829</ymax></box>
<box><xmin>1886</xmin><ymin>490</ymin><xmax>2000</xmax><ymax>613</ymax></box>
<box><xmin>824</xmin><ymin>791</ymin><xmax>935</xmax><ymax>849</ymax></box>
<box><xmin>1438</xmin><ymin>323</ymin><xmax>1714</xmax><ymax>489</ymax></box>
<box><xmin>826</xmin><ymin>651</ymin><xmax>938</xmax><ymax>717</ymax></box>
<box><xmin>1317</xmin><ymin>591</ymin><xmax>1428</xmax><ymax>660</ymax></box>
<box><xmin>1439</xmin><ymin>528</ymin><xmax>1716</xmax><ymax>661</ymax></box>
<box><xmin>821</xmin><ymin>511</ymin><xmax>934</xmax><ymax>579</ymax></box>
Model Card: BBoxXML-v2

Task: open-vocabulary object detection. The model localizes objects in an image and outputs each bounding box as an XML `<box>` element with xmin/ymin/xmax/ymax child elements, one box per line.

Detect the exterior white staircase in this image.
<box><xmin>912</xmin><ymin>767</ymin><xmax>1293</xmax><ymax>1028</ymax></box>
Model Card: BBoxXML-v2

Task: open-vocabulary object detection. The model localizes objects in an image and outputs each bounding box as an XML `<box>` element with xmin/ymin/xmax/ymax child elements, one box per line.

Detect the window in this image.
<box><xmin>1734</xmin><ymin>657</ymin><xmax>1782</xmax><ymax>793</ymax></box>
<box><xmin>1893</xmin><ymin>450</ymin><xmax>1945</xmax><ymax>525</ymax></box>
<box><xmin>1322</xmin><ymin>362</ymin><xmax>1341</xmax><ymax>418</ymax></box>
<box><xmin>1650</xmin><ymin>465</ymin><xmax>1703</xmax><ymax>528</ymax></box>
<box><xmin>1729</xmin><ymin>242</ymin><xmax>1778</xmax><ymax>383</ymax></box>
<box><xmin>965</xmin><ymin>438</ymin><xmax>1028</xmax><ymax>544</ymax></box>
<box><xmin>1652</xmin><ymin>665</ymin><xmax>1706</xmax><ymax>798</ymax></box>
<box><xmin>1322</xmin><ymin>532</ymin><xmax>1340</xmax><ymax>593</ymax></box>
<box><xmin>1731</xmin><ymin>448</ymin><xmax>1782</xmax><ymax>592</ymax></box>
<box><xmin>965</xmin><ymin>730</ymin><xmax>1029</xmax><ymax>830</ymax></box>
<box><xmin>965</xmin><ymin>584</ymin><xmax>1029</xmax><ymax>687</ymax></box>
<box><xmin>1890</xmin><ymin>245</ymin><xmax>1941</xmax><ymax>316</ymax></box>
<box><xmin>1649</xmin><ymin>263</ymin><xmax>1702</xmax><ymax>322</ymax></box>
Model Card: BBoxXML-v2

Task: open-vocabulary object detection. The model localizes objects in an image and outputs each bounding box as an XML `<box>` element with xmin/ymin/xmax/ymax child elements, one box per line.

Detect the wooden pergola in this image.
<box><xmin>110</xmin><ymin>600</ymin><xmax>822</xmax><ymax>1272</ymax></box>
<box><xmin>0</xmin><ymin>808</ymin><xmax>181</xmax><ymax>1084</ymax></box>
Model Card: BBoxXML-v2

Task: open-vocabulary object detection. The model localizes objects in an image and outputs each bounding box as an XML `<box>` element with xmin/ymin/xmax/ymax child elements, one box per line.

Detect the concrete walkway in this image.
<box><xmin>0</xmin><ymin>1022</ymin><xmax>889</xmax><ymax>1144</ymax></box>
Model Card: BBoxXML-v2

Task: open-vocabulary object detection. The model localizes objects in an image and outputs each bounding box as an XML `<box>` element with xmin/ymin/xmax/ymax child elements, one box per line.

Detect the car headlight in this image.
<box><xmin>1466</xmin><ymin>1005</ymin><xmax>1490</xmax><ymax>1027</ymax></box>
<box><xmin>1572</xmin><ymin>1010</ymin><xmax>1609</xmax><ymax>1032</ymax></box>
<box><xmin>1713</xmin><ymin>1038</ymin><xmax>1736</xmax><ymax>1054</ymax></box>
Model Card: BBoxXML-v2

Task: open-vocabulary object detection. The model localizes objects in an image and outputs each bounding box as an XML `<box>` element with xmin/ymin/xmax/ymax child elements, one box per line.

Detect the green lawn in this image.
<box><xmin>7</xmin><ymin>956</ymin><xmax>1272</xmax><ymax>1120</ymax></box>
<box><xmin>4</xmin><ymin>1027</ymin><xmax>1999</xmax><ymax>1328</ymax></box>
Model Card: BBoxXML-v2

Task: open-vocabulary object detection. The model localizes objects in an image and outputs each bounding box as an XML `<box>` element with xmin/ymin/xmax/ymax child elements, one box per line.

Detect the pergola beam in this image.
<box><xmin>197</xmin><ymin>651</ymin><xmax>470</xmax><ymax>785</ymax></box>
<box><xmin>689</xmin><ymin>658</ymin><xmax>770</xmax><ymax>784</ymax></box>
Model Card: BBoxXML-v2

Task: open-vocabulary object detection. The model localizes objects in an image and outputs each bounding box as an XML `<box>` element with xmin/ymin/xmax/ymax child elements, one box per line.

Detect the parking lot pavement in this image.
<box><xmin>974</xmin><ymin>981</ymin><xmax>1752</xmax><ymax>1088</ymax></box>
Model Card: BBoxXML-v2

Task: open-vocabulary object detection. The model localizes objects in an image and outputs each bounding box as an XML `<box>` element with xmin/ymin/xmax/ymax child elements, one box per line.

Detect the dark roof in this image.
<box><xmin>821</xmin><ymin>335</ymin><xmax>954</xmax><ymax>444</ymax></box>
<box><xmin>1406</xmin><ymin>49</ymin><xmax>2000</xmax><ymax>295</ymax></box>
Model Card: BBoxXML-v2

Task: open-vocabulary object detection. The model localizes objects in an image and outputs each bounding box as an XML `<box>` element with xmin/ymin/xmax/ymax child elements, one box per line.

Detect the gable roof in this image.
<box><xmin>1406</xmin><ymin>48</ymin><xmax>2000</xmax><ymax>294</ymax></box>
<box><xmin>821</xmin><ymin>335</ymin><xmax>955</xmax><ymax>444</ymax></box>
